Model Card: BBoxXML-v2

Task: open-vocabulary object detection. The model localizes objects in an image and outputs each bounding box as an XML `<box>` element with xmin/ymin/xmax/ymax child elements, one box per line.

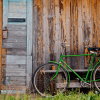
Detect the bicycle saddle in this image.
<box><xmin>88</xmin><ymin>47</ymin><xmax>100</xmax><ymax>51</ymax></box>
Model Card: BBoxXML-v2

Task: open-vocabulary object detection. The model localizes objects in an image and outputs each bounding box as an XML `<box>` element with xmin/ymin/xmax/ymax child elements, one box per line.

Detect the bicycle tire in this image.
<box><xmin>33</xmin><ymin>62</ymin><xmax>68</xmax><ymax>97</ymax></box>
<box><xmin>93</xmin><ymin>64</ymin><xmax>100</xmax><ymax>92</ymax></box>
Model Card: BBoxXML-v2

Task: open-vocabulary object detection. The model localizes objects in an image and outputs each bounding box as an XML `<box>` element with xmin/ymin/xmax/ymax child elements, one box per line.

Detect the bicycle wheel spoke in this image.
<box><xmin>33</xmin><ymin>63</ymin><xmax>68</xmax><ymax>97</ymax></box>
<box><xmin>93</xmin><ymin>65</ymin><xmax>100</xmax><ymax>91</ymax></box>
<box><xmin>95</xmin><ymin>75</ymin><xmax>100</xmax><ymax>79</ymax></box>
<box><xmin>96</xmin><ymin>72</ymin><xmax>100</xmax><ymax>76</ymax></box>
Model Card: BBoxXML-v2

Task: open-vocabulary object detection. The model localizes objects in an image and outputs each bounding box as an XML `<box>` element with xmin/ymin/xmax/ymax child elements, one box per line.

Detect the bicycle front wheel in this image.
<box><xmin>93</xmin><ymin>64</ymin><xmax>100</xmax><ymax>92</ymax></box>
<box><xmin>33</xmin><ymin>63</ymin><xmax>68</xmax><ymax>97</ymax></box>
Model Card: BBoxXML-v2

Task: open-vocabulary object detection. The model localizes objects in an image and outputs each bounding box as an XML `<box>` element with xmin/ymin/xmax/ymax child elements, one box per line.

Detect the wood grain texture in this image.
<box><xmin>3</xmin><ymin>0</ymin><xmax>8</xmax><ymax>29</ymax></box>
<box><xmin>42</xmin><ymin>0</ymin><xmax>49</xmax><ymax>63</ymax></box>
<box><xmin>2</xmin><ymin>43</ymin><xmax>27</xmax><ymax>49</ymax></box>
<box><xmin>0</xmin><ymin>0</ymin><xmax>3</xmax><ymax>92</ymax></box>
<box><xmin>9</xmin><ymin>0</ymin><xmax>26</xmax><ymax>1</ymax></box>
<box><xmin>33</xmin><ymin>1</ymin><xmax>38</xmax><ymax>74</ymax></box>
<box><xmin>7</xmin><ymin>48</ymin><xmax>27</xmax><ymax>55</ymax></box>
<box><xmin>26</xmin><ymin>56</ymin><xmax>32</xmax><ymax>88</ymax></box>
<box><xmin>2</xmin><ymin>0</ymin><xmax>100</xmax><ymax>90</ymax></box>
<box><xmin>65</xmin><ymin>0</ymin><xmax>71</xmax><ymax>66</ymax></box>
<box><xmin>6</xmin><ymin>64</ymin><xmax>26</xmax><ymax>69</ymax></box>
<box><xmin>27</xmin><ymin>0</ymin><xmax>33</xmax><ymax>90</ymax></box>
<box><xmin>8</xmin><ymin>7</ymin><xmax>26</xmax><ymax>13</ymax></box>
<box><xmin>7</xmin><ymin>25</ymin><xmax>27</xmax><ymax>31</ymax></box>
<box><xmin>8</xmin><ymin>12</ymin><xmax>26</xmax><ymax>18</ymax></box>
<box><xmin>3</xmin><ymin>31</ymin><xmax>27</xmax><ymax>43</ymax></box>
<box><xmin>6</xmin><ymin>72</ymin><xmax>26</xmax><ymax>77</ymax></box>
<box><xmin>1</xmin><ymin>64</ymin><xmax>26</xmax><ymax>89</ymax></box>
<box><xmin>37</xmin><ymin>0</ymin><xmax>44</xmax><ymax>69</ymax></box>
<box><xmin>78</xmin><ymin>0</ymin><xmax>84</xmax><ymax>69</ymax></box>
<box><xmin>2</xmin><ymin>0</ymin><xmax>27</xmax><ymax>91</ymax></box>
<box><xmin>27</xmin><ymin>0</ymin><xmax>33</xmax><ymax>56</ymax></box>
<box><xmin>55</xmin><ymin>0</ymin><xmax>60</xmax><ymax>62</ymax></box>
<box><xmin>8</xmin><ymin>1</ymin><xmax>26</xmax><ymax>13</ymax></box>
<box><xmin>33</xmin><ymin>0</ymin><xmax>100</xmax><ymax>70</ymax></box>
<box><xmin>2</xmin><ymin>55</ymin><xmax>26</xmax><ymax>64</ymax></box>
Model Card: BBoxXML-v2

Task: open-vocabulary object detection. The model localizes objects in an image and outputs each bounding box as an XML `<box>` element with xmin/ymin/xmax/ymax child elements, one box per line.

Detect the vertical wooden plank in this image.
<box><xmin>2</xmin><ymin>0</ymin><xmax>8</xmax><ymax>91</ymax></box>
<box><xmin>27</xmin><ymin>0</ymin><xmax>33</xmax><ymax>89</ymax></box>
<box><xmin>33</xmin><ymin>0</ymin><xmax>37</xmax><ymax>73</ymax></box>
<box><xmin>92</xmin><ymin>0</ymin><xmax>95</xmax><ymax>47</ymax></box>
<box><xmin>93</xmin><ymin>0</ymin><xmax>97</xmax><ymax>47</ymax></box>
<box><xmin>82</xmin><ymin>0</ymin><xmax>87</xmax><ymax>69</ymax></box>
<box><xmin>97</xmin><ymin>0</ymin><xmax>100</xmax><ymax>47</ymax></box>
<box><xmin>78</xmin><ymin>0</ymin><xmax>84</xmax><ymax>69</ymax></box>
<box><xmin>71</xmin><ymin>0</ymin><xmax>78</xmax><ymax>69</ymax></box>
<box><xmin>0</xmin><ymin>0</ymin><xmax>3</xmax><ymax>92</ymax></box>
<box><xmin>49</xmin><ymin>0</ymin><xmax>55</xmax><ymax>61</ymax></box>
<box><xmin>27</xmin><ymin>0</ymin><xmax>33</xmax><ymax>56</ymax></box>
<box><xmin>70</xmin><ymin>0</ymin><xmax>74</xmax><ymax>69</ymax></box>
<box><xmin>65</xmin><ymin>0</ymin><xmax>71</xmax><ymax>66</ymax></box>
<box><xmin>26</xmin><ymin>56</ymin><xmax>32</xmax><ymax>91</ymax></box>
<box><xmin>60</xmin><ymin>0</ymin><xmax>67</xmax><ymax>63</ymax></box>
<box><xmin>99</xmin><ymin>0</ymin><xmax>100</xmax><ymax>47</ymax></box>
<box><xmin>3</xmin><ymin>0</ymin><xmax>8</xmax><ymax>29</ymax></box>
<box><xmin>74</xmin><ymin>0</ymin><xmax>79</xmax><ymax>69</ymax></box>
<box><xmin>39</xmin><ymin>0</ymin><xmax>43</xmax><ymax>65</ymax></box>
<box><xmin>42</xmin><ymin>0</ymin><xmax>49</xmax><ymax>63</ymax></box>
<box><xmin>36</xmin><ymin>0</ymin><xmax>44</xmax><ymax>68</ymax></box>
<box><xmin>37</xmin><ymin>0</ymin><xmax>41</xmax><ymax>68</ymax></box>
<box><xmin>89</xmin><ymin>0</ymin><xmax>93</xmax><ymax>47</ymax></box>
<box><xmin>55</xmin><ymin>0</ymin><xmax>60</xmax><ymax>62</ymax></box>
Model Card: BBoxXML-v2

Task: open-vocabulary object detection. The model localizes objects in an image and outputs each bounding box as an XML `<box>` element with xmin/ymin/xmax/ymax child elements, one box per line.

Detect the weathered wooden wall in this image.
<box><xmin>1</xmin><ymin>0</ymin><xmax>100</xmax><ymax>91</ymax></box>
<box><xmin>2</xmin><ymin>0</ymin><xmax>27</xmax><ymax>93</ymax></box>
<box><xmin>33</xmin><ymin>0</ymin><xmax>100</xmax><ymax>71</ymax></box>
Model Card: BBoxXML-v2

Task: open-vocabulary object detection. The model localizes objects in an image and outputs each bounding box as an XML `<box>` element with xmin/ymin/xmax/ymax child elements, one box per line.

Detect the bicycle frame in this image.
<box><xmin>49</xmin><ymin>53</ymin><xmax>100</xmax><ymax>86</ymax></box>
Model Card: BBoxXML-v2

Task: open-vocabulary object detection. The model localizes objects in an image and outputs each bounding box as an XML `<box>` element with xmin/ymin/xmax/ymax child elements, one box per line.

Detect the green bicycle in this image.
<box><xmin>33</xmin><ymin>43</ymin><xmax>100</xmax><ymax>97</ymax></box>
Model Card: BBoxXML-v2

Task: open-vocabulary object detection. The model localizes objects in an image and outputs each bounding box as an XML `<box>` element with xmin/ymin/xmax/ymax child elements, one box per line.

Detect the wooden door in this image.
<box><xmin>2</xmin><ymin>0</ymin><xmax>33</xmax><ymax>93</ymax></box>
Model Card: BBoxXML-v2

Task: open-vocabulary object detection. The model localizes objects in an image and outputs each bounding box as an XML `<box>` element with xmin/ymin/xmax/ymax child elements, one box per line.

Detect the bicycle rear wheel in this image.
<box><xmin>93</xmin><ymin>64</ymin><xmax>100</xmax><ymax>92</ymax></box>
<box><xmin>33</xmin><ymin>63</ymin><xmax>68</xmax><ymax>97</ymax></box>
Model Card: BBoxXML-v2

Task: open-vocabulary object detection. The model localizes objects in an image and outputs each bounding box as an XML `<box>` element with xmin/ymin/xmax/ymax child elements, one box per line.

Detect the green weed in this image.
<box><xmin>0</xmin><ymin>90</ymin><xmax>100</xmax><ymax>100</ymax></box>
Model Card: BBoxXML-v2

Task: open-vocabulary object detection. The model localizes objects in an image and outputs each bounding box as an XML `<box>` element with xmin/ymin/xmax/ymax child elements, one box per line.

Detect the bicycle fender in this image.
<box><xmin>49</xmin><ymin>61</ymin><xmax>70</xmax><ymax>86</ymax></box>
<box><xmin>91</xmin><ymin>62</ymin><xmax>100</xmax><ymax>80</ymax></box>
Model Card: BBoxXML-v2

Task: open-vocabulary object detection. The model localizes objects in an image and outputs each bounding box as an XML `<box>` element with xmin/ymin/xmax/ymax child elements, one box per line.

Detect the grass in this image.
<box><xmin>35</xmin><ymin>89</ymin><xmax>100</xmax><ymax>100</ymax></box>
<box><xmin>0</xmin><ymin>89</ymin><xmax>100</xmax><ymax>100</ymax></box>
<box><xmin>0</xmin><ymin>93</ymin><xmax>32</xmax><ymax>100</ymax></box>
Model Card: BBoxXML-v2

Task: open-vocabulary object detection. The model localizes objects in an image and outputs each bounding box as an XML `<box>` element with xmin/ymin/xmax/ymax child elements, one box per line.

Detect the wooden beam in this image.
<box><xmin>40</xmin><ymin>69</ymin><xmax>92</xmax><ymax>73</ymax></box>
<box><xmin>27</xmin><ymin>0</ymin><xmax>33</xmax><ymax>90</ymax></box>
<box><xmin>3</xmin><ymin>0</ymin><xmax>8</xmax><ymax>29</ymax></box>
<box><xmin>55</xmin><ymin>0</ymin><xmax>60</xmax><ymax>62</ymax></box>
<box><xmin>66</xmin><ymin>0</ymin><xmax>71</xmax><ymax>66</ymax></box>
<box><xmin>0</xmin><ymin>0</ymin><xmax>3</xmax><ymax>92</ymax></box>
<box><xmin>33</xmin><ymin>0</ymin><xmax>37</xmax><ymax>74</ymax></box>
<box><xmin>43</xmin><ymin>0</ymin><xmax>49</xmax><ymax>63</ymax></box>
<box><xmin>78</xmin><ymin>0</ymin><xmax>84</xmax><ymax>69</ymax></box>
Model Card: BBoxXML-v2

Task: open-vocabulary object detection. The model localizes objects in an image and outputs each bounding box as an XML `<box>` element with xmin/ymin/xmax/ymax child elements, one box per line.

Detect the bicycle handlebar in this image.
<box><xmin>60</xmin><ymin>43</ymin><xmax>100</xmax><ymax>56</ymax></box>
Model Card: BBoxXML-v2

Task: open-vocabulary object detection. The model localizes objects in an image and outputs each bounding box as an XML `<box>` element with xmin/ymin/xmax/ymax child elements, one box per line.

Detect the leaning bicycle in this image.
<box><xmin>33</xmin><ymin>43</ymin><xmax>100</xmax><ymax>97</ymax></box>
